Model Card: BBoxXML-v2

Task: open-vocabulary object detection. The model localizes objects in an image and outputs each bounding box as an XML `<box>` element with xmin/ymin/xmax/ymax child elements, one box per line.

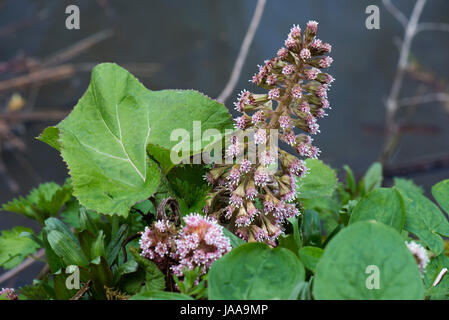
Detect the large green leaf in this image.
<box><xmin>47</xmin><ymin>63</ymin><xmax>161</xmax><ymax>216</ymax></box>
<box><xmin>296</xmin><ymin>159</ymin><xmax>337</xmax><ymax>199</ymax></box>
<box><xmin>208</xmin><ymin>243</ymin><xmax>305</xmax><ymax>299</ymax></box>
<box><xmin>0</xmin><ymin>227</ymin><xmax>40</xmax><ymax>269</ymax></box>
<box><xmin>396</xmin><ymin>184</ymin><xmax>449</xmax><ymax>255</ymax></box>
<box><xmin>314</xmin><ymin>221</ymin><xmax>424</xmax><ymax>300</ymax></box>
<box><xmin>432</xmin><ymin>179</ymin><xmax>449</xmax><ymax>214</ymax></box>
<box><xmin>38</xmin><ymin>63</ymin><xmax>233</xmax><ymax>216</ymax></box>
<box><xmin>349</xmin><ymin>188</ymin><xmax>405</xmax><ymax>232</ymax></box>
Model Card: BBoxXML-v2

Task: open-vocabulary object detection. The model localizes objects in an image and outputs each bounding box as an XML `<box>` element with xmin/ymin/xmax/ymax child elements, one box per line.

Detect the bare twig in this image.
<box><xmin>382</xmin><ymin>0</ymin><xmax>408</xmax><ymax>29</ymax></box>
<box><xmin>0</xmin><ymin>249</ymin><xmax>45</xmax><ymax>284</ymax></box>
<box><xmin>0</xmin><ymin>111</ymin><xmax>68</xmax><ymax>123</ymax></box>
<box><xmin>397</xmin><ymin>92</ymin><xmax>449</xmax><ymax>107</ymax></box>
<box><xmin>70</xmin><ymin>280</ymin><xmax>92</xmax><ymax>300</ymax></box>
<box><xmin>381</xmin><ymin>0</ymin><xmax>427</xmax><ymax>162</ymax></box>
<box><xmin>417</xmin><ymin>22</ymin><xmax>449</xmax><ymax>33</ymax></box>
<box><xmin>216</xmin><ymin>0</ymin><xmax>266</xmax><ymax>103</ymax></box>
<box><xmin>0</xmin><ymin>65</ymin><xmax>75</xmax><ymax>92</ymax></box>
<box><xmin>41</xmin><ymin>29</ymin><xmax>114</xmax><ymax>67</ymax></box>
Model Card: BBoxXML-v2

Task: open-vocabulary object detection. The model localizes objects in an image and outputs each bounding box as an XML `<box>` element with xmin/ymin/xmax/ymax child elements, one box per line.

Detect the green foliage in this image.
<box><xmin>432</xmin><ymin>179</ymin><xmax>449</xmax><ymax>214</ymax></box>
<box><xmin>349</xmin><ymin>188</ymin><xmax>405</xmax><ymax>232</ymax></box>
<box><xmin>130</xmin><ymin>247</ymin><xmax>165</xmax><ymax>292</ymax></box>
<box><xmin>0</xmin><ymin>227</ymin><xmax>40</xmax><ymax>269</ymax></box>
<box><xmin>314</xmin><ymin>221</ymin><xmax>424</xmax><ymax>299</ymax></box>
<box><xmin>424</xmin><ymin>254</ymin><xmax>449</xmax><ymax>299</ymax></box>
<box><xmin>361</xmin><ymin>162</ymin><xmax>383</xmax><ymax>195</ymax></box>
<box><xmin>396</xmin><ymin>182</ymin><xmax>449</xmax><ymax>255</ymax></box>
<box><xmin>297</xmin><ymin>159</ymin><xmax>337</xmax><ymax>199</ymax></box>
<box><xmin>208</xmin><ymin>243</ymin><xmax>305</xmax><ymax>299</ymax></box>
<box><xmin>130</xmin><ymin>291</ymin><xmax>194</xmax><ymax>300</ymax></box>
<box><xmin>2</xmin><ymin>181</ymin><xmax>72</xmax><ymax>224</ymax></box>
<box><xmin>38</xmin><ymin>63</ymin><xmax>233</xmax><ymax>216</ymax></box>
<box><xmin>298</xmin><ymin>246</ymin><xmax>323</xmax><ymax>273</ymax></box>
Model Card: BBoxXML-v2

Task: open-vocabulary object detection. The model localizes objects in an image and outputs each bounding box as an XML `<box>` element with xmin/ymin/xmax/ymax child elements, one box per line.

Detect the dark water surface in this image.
<box><xmin>1</xmin><ymin>0</ymin><xmax>449</xmax><ymax>287</ymax></box>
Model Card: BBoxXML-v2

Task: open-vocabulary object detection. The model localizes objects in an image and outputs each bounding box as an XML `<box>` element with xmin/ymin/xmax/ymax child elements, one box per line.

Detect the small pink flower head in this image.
<box><xmin>204</xmin><ymin>172</ymin><xmax>215</xmax><ymax>185</ymax></box>
<box><xmin>282</xmin><ymin>130</ymin><xmax>296</xmax><ymax>146</ymax></box>
<box><xmin>266</xmin><ymin>74</ymin><xmax>278</xmax><ymax>86</ymax></box>
<box><xmin>319</xmin><ymin>56</ymin><xmax>333</xmax><ymax>68</ymax></box>
<box><xmin>234</xmin><ymin>89</ymin><xmax>253</xmax><ymax>112</ymax></box>
<box><xmin>235</xmin><ymin>228</ymin><xmax>248</xmax><ymax>241</ymax></box>
<box><xmin>230</xmin><ymin>193</ymin><xmax>243</xmax><ymax>207</ymax></box>
<box><xmin>306</xmin><ymin>20</ymin><xmax>318</xmax><ymax>35</ymax></box>
<box><xmin>268</xmin><ymin>88</ymin><xmax>281</xmax><ymax>100</ymax></box>
<box><xmin>316</xmin><ymin>85</ymin><xmax>328</xmax><ymax>99</ymax></box>
<box><xmin>277</xmin><ymin>47</ymin><xmax>289</xmax><ymax>60</ymax></box>
<box><xmin>300</xmin><ymin>48</ymin><xmax>311</xmax><ymax>61</ymax></box>
<box><xmin>299</xmin><ymin>101</ymin><xmax>310</xmax><ymax>113</ymax></box>
<box><xmin>236</xmin><ymin>207</ymin><xmax>252</xmax><ymax>227</ymax></box>
<box><xmin>282</xmin><ymin>64</ymin><xmax>295</xmax><ymax>76</ymax></box>
<box><xmin>291</xmin><ymin>85</ymin><xmax>303</xmax><ymax>100</ymax></box>
<box><xmin>172</xmin><ymin>214</ymin><xmax>231</xmax><ymax>276</ymax></box>
<box><xmin>260</xmin><ymin>151</ymin><xmax>276</xmax><ymax>166</ymax></box>
<box><xmin>305</xmin><ymin>68</ymin><xmax>319</xmax><ymax>80</ymax></box>
<box><xmin>235</xmin><ymin>115</ymin><xmax>250</xmax><ymax>130</ymax></box>
<box><xmin>310</xmin><ymin>39</ymin><xmax>323</xmax><ymax>51</ymax></box>
<box><xmin>140</xmin><ymin>220</ymin><xmax>175</xmax><ymax>267</ymax></box>
<box><xmin>226</xmin><ymin>136</ymin><xmax>242</xmax><ymax>159</ymax></box>
<box><xmin>289</xmin><ymin>25</ymin><xmax>302</xmax><ymax>39</ymax></box>
<box><xmin>316</xmin><ymin>108</ymin><xmax>328</xmax><ymax>118</ymax></box>
<box><xmin>252</xmin><ymin>110</ymin><xmax>266</xmax><ymax>125</ymax></box>
<box><xmin>321</xmin><ymin>97</ymin><xmax>330</xmax><ymax>109</ymax></box>
<box><xmin>288</xmin><ymin>158</ymin><xmax>307</xmax><ymax>177</ymax></box>
<box><xmin>251</xmin><ymin>73</ymin><xmax>263</xmax><ymax>85</ymax></box>
<box><xmin>279</xmin><ymin>115</ymin><xmax>291</xmax><ymax>129</ymax></box>
<box><xmin>254</xmin><ymin>167</ymin><xmax>270</xmax><ymax>187</ymax></box>
<box><xmin>284</xmin><ymin>37</ymin><xmax>297</xmax><ymax>51</ymax></box>
<box><xmin>254</xmin><ymin>129</ymin><xmax>267</xmax><ymax>145</ymax></box>
<box><xmin>239</xmin><ymin>159</ymin><xmax>252</xmax><ymax>173</ymax></box>
<box><xmin>227</xmin><ymin>167</ymin><xmax>241</xmax><ymax>186</ymax></box>
<box><xmin>309</xmin><ymin>145</ymin><xmax>321</xmax><ymax>158</ymax></box>
<box><xmin>0</xmin><ymin>288</ymin><xmax>18</xmax><ymax>300</ymax></box>
<box><xmin>250</xmin><ymin>225</ymin><xmax>269</xmax><ymax>242</ymax></box>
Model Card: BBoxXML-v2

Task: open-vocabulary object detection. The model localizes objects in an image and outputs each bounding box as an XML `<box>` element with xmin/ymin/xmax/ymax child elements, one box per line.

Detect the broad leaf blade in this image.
<box><xmin>56</xmin><ymin>63</ymin><xmax>161</xmax><ymax>216</ymax></box>
<box><xmin>432</xmin><ymin>179</ymin><xmax>449</xmax><ymax>215</ymax></box>
<box><xmin>314</xmin><ymin>221</ymin><xmax>424</xmax><ymax>299</ymax></box>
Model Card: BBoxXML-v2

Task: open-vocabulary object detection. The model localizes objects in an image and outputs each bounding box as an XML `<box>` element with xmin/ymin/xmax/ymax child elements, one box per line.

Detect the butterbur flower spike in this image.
<box><xmin>0</xmin><ymin>288</ymin><xmax>18</xmax><ymax>300</ymax></box>
<box><xmin>205</xmin><ymin>21</ymin><xmax>334</xmax><ymax>245</ymax></box>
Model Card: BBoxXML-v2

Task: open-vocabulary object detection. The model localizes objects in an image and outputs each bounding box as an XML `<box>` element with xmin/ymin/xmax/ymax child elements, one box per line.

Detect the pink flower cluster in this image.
<box><xmin>0</xmin><ymin>288</ymin><xmax>18</xmax><ymax>300</ymax></box>
<box><xmin>204</xmin><ymin>22</ymin><xmax>334</xmax><ymax>245</ymax></box>
<box><xmin>139</xmin><ymin>214</ymin><xmax>231</xmax><ymax>277</ymax></box>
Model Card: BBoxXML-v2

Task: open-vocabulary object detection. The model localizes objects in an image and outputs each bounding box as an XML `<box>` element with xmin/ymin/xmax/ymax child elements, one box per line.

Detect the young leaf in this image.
<box><xmin>2</xmin><ymin>181</ymin><xmax>72</xmax><ymax>224</ymax></box>
<box><xmin>349</xmin><ymin>188</ymin><xmax>405</xmax><ymax>232</ymax></box>
<box><xmin>0</xmin><ymin>227</ymin><xmax>40</xmax><ymax>269</ymax></box>
<box><xmin>296</xmin><ymin>159</ymin><xmax>337</xmax><ymax>199</ymax></box>
<box><xmin>298</xmin><ymin>246</ymin><xmax>323</xmax><ymax>273</ymax></box>
<box><xmin>314</xmin><ymin>221</ymin><xmax>424</xmax><ymax>299</ymax></box>
<box><xmin>396</xmin><ymin>185</ymin><xmax>449</xmax><ymax>255</ymax></box>
<box><xmin>106</xmin><ymin>224</ymin><xmax>128</xmax><ymax>266</ymax></box>
<box><xmin>208</xmin><ymin>243</ymin><xmax>305</xmax><ymax>299</ymax></box>
<box><xmin>432</xmin><ymin>179</ymin><xmax>449</xmax><ymax>215</ymax></box>
<box><xmin>343</xmin><ymin>164</ymin><xmax>357</xmax><ymax>195</ymax></box>
<box><xmin>363</xmin><ymin>162</ymin><xmax>383</xmax><ymax>194</ymax></box>
<box><xmin>130</xmin><ymin>247</ymin><xmax>165</xmax><ymax>292</ymax></box>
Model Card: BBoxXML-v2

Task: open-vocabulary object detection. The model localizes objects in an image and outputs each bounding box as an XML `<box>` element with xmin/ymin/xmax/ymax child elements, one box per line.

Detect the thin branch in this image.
<box><xmin>216</xmin><ymin>0</ymin><xmax>266</xmax><ymax>103</ymax></box>
<box><xmin>382</xmin><ymin>0</ymin><xmax>408</xmax><ymax>29</ymax></box>
<box><xmin>0</xmin><ymin>249</ymin><xmax>45</xmax><ymax>284</ymax></box>
<box><xmin>398</xmin><ymin>92</ymin><xmax>449</xmax><ymax>107</ymax></box>
<box><xmin>417</xmin><ymin>22</ymin><xmax>449</xmax><ymax>33</ymax></box>
<box><xmin>70</xmin><ymin>280</ymin><xmax>92</xmax><ymax>300</ymax></box>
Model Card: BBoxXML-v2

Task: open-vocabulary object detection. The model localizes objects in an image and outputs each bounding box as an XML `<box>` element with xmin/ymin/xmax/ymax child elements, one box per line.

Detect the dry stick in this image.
<box><xmin>216</xmin><ymin>0</ymin><xmax>266</xmax><ymax>103</ymax></box>
<box><xmin>0</xmin><ymin>249</ymin><xmax>45</xmax><ymax>285</ymax></box>
<box><xmin>381</xmin><ymin>0</ymin><xmax>427</xmax><ymax>162</ymax></box>
<box><xmin>0</xmin><ymin>111</ymin><xmax>69</xmax><ymax>123</ymax></box>
<box><xmin>70</xmin><ymin>280</ymin><xmax>92</xmax><ymax>300</ymax></box>
<box><xmin>41</xmin><ymin>29</ymin><xmax>114</xmax><ymax>67</ymax></box>
<box><xmin>0</xmin><ymin>65</ymin><xmax>75</xmax><ymax>92</ymax></box>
